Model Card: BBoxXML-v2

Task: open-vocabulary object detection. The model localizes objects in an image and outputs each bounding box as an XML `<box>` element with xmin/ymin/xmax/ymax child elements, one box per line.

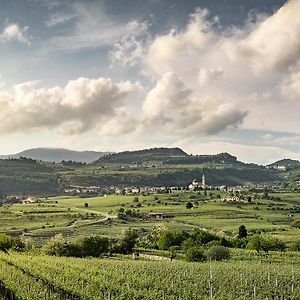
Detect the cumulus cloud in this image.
<box><xmin>198</xmin><ymin>67</ymin><xmax>224</xmax><ymax>88</ymax></box>
<box><xmin>0</xmin><ymin>77</ymin><xmax>141</xmax><ymax>135</ymax></box>
<box><xmin>1</xmin><ymin>23</ymin><xmax>31</xmax><ymax>45</ymax></box>
<box><xmin>234</xmin><ymin>0</ymin><xmax>300</xmax><ymax>73</ymax></box>
<box><xmin>280</xmin><ymin>70</ymin><xmax>300</xmax><ymax>100</ymax></box>
<box><xmin>143</xmin><ymin>72</ymin><xmax>246</xmax><ymax>135</ymax></box>
<box><xmin>109</xmin><ymin>21</ymin><xmax>151</xmax><ymax>68</ymax></box>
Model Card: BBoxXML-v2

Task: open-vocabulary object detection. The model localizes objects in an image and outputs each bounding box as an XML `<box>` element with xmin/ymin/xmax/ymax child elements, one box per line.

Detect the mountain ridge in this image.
<box><xmin>0</xmin><ymin>148</ymin><xmax>111</xmax><ymax>163</ymax></box>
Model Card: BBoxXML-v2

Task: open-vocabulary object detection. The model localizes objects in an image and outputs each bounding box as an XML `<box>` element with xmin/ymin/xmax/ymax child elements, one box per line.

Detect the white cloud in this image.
<box><xmin>1</xmin><ymin>23</ymin><xmax>31</xmax><ymax>45</ymax></box>
<box><xmin>109</xmin><ymin>21</ymin><xmax>151</xmax><ymax>68</ymax></box>
<box><xmin>143</xmin><ymin>72</ymin><xmax>246</xmax><ymax>135</ymax></box>
<box><xmin>40</xmin><ymin>2</ymin><xmax>136</xmax><ymax>54</ymax></box>
<box><xmin>280</xmin><ymin>70</ymin><xmax>300</xmax><ymax>100</ymax></box>
<box><xmin>0</xmin><ymin>77</ymin><xmax>142</xmax><ymax>135</ymax></box>
<box><xmin>198</xmin><ymin>67</ymin><xmax>224</xmax><ymax>88</ymax></box>
<box><xmin>45</xmin><ymin>11</ymin><xmax>75</xmax><ymax>28</ymax></box>
<box><xmin>227</xmin><ymin>0</ymin><xmax>300</xmax><ymax>73</ymax></box>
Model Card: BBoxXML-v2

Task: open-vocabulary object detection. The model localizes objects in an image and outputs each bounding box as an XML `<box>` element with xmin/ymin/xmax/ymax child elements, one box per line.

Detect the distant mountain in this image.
<box><xmin>0</xmin><ymin>148</ymin><xmax>111</xmax><ymax>163</ymax></box>
<box><xmin>268</xmin><ymin>159</ymin><xmax>300</xmax><ymax>170</ymax></box>
<box><xmin>96</xmin><ymin>147</ymin><xmax>188</xmax><ymax>164</ymax></box>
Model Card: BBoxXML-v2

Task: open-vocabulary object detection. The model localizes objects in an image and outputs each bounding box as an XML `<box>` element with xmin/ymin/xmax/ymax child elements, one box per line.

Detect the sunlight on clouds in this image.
<box><xmin>1</xmin><ymin>23</ymin><xmax>31</xmax><ymax>45</ymax></box>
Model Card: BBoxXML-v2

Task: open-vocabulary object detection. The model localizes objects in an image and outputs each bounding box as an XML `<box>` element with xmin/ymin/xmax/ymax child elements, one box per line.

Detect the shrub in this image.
<box><xmin>290</xmin><ymin>240</ymin><xmax>300</xmax><ymax>251</ymax></box>
<box><xmin>205</xmin><ymin>246</ymin><xmax>230</xmax><ymax>261</ymax></box>
<box><xmin>79</xmin><ymin>236</ymin><xmax>109</xmax><ymax>257</ymax></box>
<box><xmin>186</xmin><ymin>202</ymin><xmax>193</xmax><ymax>209</ymax></box>
<box><xmin>186</xmin><ymin>246</ymin><xmax>205</xmax><ymax>262</ymax></box>
<box><xmin>0</xmin><ymin>234</ymin><xmax>25</xmax><ymax>253</ymax></box>
<box><xmin>157</xmin><ymin>230</ymin><xmax>186</xmax><ymax>250</ymax></box>
<box><xmin>114</xmin><ymin>228</ymin><xmax>138</xmax><ymax>254</ymax></box>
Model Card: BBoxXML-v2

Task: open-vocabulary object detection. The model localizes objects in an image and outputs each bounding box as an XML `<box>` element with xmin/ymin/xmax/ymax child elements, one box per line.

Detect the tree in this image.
<box><xmin>186</xmin><ymin>202</ymin><xmax>193</xmax><ymax>209</ymax></box>
<box><xmin>238</xmin><ymin>225</ymin><xmax>248</xmax><ymax>239</ymax></box>
<box><xmin>0</xmin><ymin>234</ymin><xmax>12</xmax><ymax>253</ymax></box>
<box><xmin>80</xmin><ymin>236</ymin><xmax>109</xmax><ymax>257</ymax></box>
<box><xmin>192</xmin><ymin>228</ymin><xmax>219</xmax><ymax>246</ymax></box>
<box><xmin>43</xmin><ymin>234</ymin><xmax>68</xmax><ymax>256</ymax></box>
<box><xmin>186</xmin><ymin>246</ymin><xmax>205</xmax><ymax>262</ymax></box>
<box><xmin>290</xmin><ymin>240</ymin><xmax>300</xmax><ymax>251</ymax></box>
<box><xmin>115</xmin><ymin>228</ymin><xmax>138</xmax><ymax>254</ymax></box>
<box><xmin>157</xmin><ymin>230</ymin><xmax>185</xmax><ymax>250</ymax></box>
<box><xmin>84</xmin><ymin>202</ymin><xmax>89</xmax><ymax>208</ymax></box>
<box><xmin>0</xmin><ymin>234</ymin><xmax>25</xmax><ymax>253</ymax></box>
<box><xmin>205</xmin><ymin>246</ymin><xmax>230</xmax><ymax>261</ymax></box>
<box><xmin>247</xmin><ymin>235</ymin><xmax>286</xmax><ymax>253</ymax></box>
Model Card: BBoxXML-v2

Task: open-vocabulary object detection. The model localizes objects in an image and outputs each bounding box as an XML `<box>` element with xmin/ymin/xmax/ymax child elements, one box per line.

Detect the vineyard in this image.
<box><xmin>0</xmin><ymin>252</ymin><xmax>299</xmax><ymax>300</ymax></box>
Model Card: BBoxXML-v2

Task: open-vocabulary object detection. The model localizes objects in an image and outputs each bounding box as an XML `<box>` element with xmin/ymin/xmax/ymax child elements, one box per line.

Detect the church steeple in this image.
<box><xmin>201</xmin><ymin>174</ymin><xmax>206</xmax><ymax>189</ymax></box>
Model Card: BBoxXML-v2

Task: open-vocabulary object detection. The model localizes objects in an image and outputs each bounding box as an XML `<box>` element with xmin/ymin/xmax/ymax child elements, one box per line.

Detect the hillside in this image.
<box><xmin>0</xmin><ymin>157</ymin><xmax>62</xmax><ymax>196</ymax></box>
<box><xmin>0</xmin><ymin>148</ymin><xmax>110</xmax><ymax>163</ymax></box>
<box><xmin>96</xmin><ymin>147</ymin><xmax>188</xmax><ymax>164</ymax></box>
<box><xmin>0</xmin><ymin>148</ymin><xmax>284</xmax><ymax>196</ymax></box>
<box><xmin>268</xmin><ymin>159</ymin><xmax>300</xmax><ymax>169</ymax></box>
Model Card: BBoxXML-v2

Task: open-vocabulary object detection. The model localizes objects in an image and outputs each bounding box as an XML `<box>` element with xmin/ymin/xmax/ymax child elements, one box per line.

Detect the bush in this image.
<box><xmin>186</xmin><ymin>202</ymin><xmax>193</xmax><ymax>209</ymax></box>
<box><xmin>0</xmin><ymin>234</ymin><xmax>25</xmax><ymax>253</ymax></box>
<box><xmin>79</xmin><ymin>236</ymin><xmax>109</xmax><ymax>257</ymax></box>
<box><xmin>114</xmin><ymin>228</ymin><xmax>138</xmax><ymax>254</ymax></box>
<box><xmin>157</xmin><ymin>230</ymin><xmax>186</xmax><ymax>250</ymax></box>
<box><xmin>205</xmin><ymin>246</ymin><xmax>230</xmax><ymax>261</ymax></box>
<box><xmin>0</xmin><ymin>233</ymin><xmax>13</xmax><ymax>252</ymax></box>
<box><xmin>290</xmin><ymin>240</ymin><xmax>300</xmax><ymax>251</ymax></box>
<box><xmin>186</xmin><ymin>246</ymin><xmax>205</xmax><ymax>262</ymax></box>
<box><xmin>192</xmin><ymin>229</ymin><xmax>219</xmax><ymax>246</ymax></box>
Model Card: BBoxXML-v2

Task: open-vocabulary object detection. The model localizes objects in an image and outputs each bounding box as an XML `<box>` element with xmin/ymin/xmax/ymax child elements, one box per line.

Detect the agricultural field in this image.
<box><xmin>0</xmin><ymin>190</ymin><xmax>300</xmax><ymax>245</ymax></box>
<box><xmin>0</xmin><ymin>252</ymin><xmax>299</xmax><ymax>299</ymax></box>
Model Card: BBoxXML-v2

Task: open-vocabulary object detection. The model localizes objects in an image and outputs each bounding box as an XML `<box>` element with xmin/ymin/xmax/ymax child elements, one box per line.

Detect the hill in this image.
<box><xmin>0</xmin><ymin>148</ymin><xmax>284</xmax><ymax>196</ymax></box>
<box><xmin>268</xmin><ymin>159</ymin><xmax>300</xmax><ymax>170</ymax></box>
<box><xmin>0</xmin><ymin>148</ymin><xmax>110</xmax><ymax>163</ymax></box>
<box><xmin>0</xmin><ymin>157</ymin><xmax>61</xmax><ymax>196</ymax></box>
<box><xmin>96</xmin><ymin>147</ymin><xmax>188</xmax><ymax>164</ymax></box>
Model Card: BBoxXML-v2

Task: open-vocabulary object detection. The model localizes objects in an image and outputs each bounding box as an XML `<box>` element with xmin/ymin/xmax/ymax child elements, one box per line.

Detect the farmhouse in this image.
<box><xmin>147</xmin><ymin>212</ymin><xmax>164</xmax><ymax>220</ymax></box>
<box><xmin>22</xmin><ymin>197</ymin><xmax>38</xmax><ymax>204</ymax></box>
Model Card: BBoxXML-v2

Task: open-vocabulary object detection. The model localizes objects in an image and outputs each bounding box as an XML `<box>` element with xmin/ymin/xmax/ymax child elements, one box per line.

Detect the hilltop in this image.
<box><xmin>0</xmin><ymin>147</ymin><xmax>289</xmax><ymax>195</ymax></box>
<box><xmin>268</xmin><ymin>159</ymin><xmax>300</xmax><ymax>170</ymax></box>
<box><xmin>96</xmin><ymin>147</ymin><xmax>188</xmax><ymax>164</ymax></box>
<box><xmin>0</xmin><ymin>148</ymin><xmax>110</xmax><ymax>163</ymax></box>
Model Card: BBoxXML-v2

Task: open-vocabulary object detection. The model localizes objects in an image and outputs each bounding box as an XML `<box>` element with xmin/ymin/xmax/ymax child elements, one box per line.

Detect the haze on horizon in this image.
<box><xmin>0</xmin><ymin>0</ymin><xmax>298</xmax><ymax>165</ymax></box>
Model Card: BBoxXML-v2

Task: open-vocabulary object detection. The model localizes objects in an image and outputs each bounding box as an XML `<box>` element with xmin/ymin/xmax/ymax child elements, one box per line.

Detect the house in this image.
<box><xmin>22</xmin><ymin>197</ymin><xmax>38</xmax><ymax>204</ymax></box>
<box><xmin>147</xmin><ymin>212</ymin><xmax>164</xmax><ymax>220</ymax></box>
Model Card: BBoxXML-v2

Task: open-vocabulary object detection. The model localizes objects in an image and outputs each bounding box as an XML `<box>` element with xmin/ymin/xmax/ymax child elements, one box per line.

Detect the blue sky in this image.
<box><xmin>1</xmin><ymin>0</ymin><xmax>300</xmax><ymax>164</ymax></box>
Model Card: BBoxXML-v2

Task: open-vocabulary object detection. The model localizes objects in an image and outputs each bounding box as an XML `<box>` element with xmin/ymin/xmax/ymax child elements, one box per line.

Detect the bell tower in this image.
<box><xmin>201</xmin><ymin>174</ymin><xmax>206</xmax><ymax>189</ymax></box>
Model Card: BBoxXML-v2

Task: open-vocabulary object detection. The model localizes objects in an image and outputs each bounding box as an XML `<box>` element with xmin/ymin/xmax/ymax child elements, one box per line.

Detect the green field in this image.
<box><xmin>0</xmin><ymin>252</ymin><xmax>299</xmax><ymax>299</ymax></box>
<box><xmin>1</xmin><ymin>191</ymin><xmax>300</xmax><ymax>245</ymax></box>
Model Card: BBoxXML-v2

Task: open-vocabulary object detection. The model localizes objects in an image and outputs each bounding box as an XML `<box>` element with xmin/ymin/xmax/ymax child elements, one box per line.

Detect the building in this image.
<box><xmin>147</xmin><ymin>212</ymin><xmax>164</xmax><ymax>220</ymax></box>
<box><xmin>22</xmin><ymin>197</ymin><xmax>38</xmax><ymax>204</ymax></box>
<box><xmin>202</xmin><ymin>174</ymin><xmax>206</xmax><ymax>189</ymax></box>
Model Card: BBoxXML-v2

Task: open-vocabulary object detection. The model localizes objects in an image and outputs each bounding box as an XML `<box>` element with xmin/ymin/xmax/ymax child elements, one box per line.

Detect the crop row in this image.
<box><xmin>0</xmin><ymin>252</ymin><xmax>300</xmax><ymax>300</ymax></box>
<box><xmin>0</xmin><ymin>258</ymin><xmax>61</xmax><ymax>300</ymax></box>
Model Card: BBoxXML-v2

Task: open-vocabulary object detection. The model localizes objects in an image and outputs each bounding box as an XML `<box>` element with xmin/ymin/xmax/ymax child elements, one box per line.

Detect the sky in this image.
<box><xmin>0</xmin><ymin>0</ymin><xmax>300</xmax><ymax>164</ymax></box>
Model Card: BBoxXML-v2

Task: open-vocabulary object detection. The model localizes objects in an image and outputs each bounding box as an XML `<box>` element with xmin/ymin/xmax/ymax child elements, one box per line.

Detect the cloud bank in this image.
<box><xmin>2</xmin><ymin>0</ymin><xmax>300</xmax><ymax>164</ymax></box>
<box><xmin>0</xmin><ymin>77</ymin><xmax>141</xmax><ymax>135</ymax></box>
